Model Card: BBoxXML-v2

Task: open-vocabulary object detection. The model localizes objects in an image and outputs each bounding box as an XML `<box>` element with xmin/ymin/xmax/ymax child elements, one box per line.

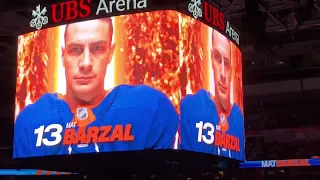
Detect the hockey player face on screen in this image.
<box><xmin>62</xmin><ymin>18</ymin><xmax>115</xmax><ymax>106</ymax></box>
<box><xmin>211</xmin><ymin>30</ymin><xmax>232</xmax><ymax>113</ymax></box>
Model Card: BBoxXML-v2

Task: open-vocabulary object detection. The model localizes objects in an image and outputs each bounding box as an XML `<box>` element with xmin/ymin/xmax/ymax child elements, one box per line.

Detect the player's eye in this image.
<box><xmin>214</xmin><ymin>51</ymin><xmax>222</xmax><ymax>63</ymax></box>
<box><xmin>90</xmin><ymin>45</ymin><xmax>105</xmax><ymax>53</ymax></box>
<box><xmin>68</xmin><ymin>46</ymin><xmax>83</xmax><ymax>55</ymax></box>
<box><xmin>224</xmin><ymin>59</ymin><xmax>230</xmax><ymax>69</ymax></box>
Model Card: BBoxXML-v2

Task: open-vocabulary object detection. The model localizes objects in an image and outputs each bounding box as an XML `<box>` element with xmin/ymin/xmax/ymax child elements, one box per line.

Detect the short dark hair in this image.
<box><xmin>212</xmin><ymin>29</ymin><xmax>231</xmax><ymax>54</ymax></box>
<box><xmin>64</xmin><ymin>18</ymin><xmax>113</xmax><ymax>46</ymax></box>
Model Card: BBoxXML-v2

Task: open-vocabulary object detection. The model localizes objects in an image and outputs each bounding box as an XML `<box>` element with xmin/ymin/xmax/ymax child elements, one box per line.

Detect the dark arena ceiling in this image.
<box><xmin>0</xmin><ymin>0</ymin><xmax>320</xmax><ymax>152</ymax></box>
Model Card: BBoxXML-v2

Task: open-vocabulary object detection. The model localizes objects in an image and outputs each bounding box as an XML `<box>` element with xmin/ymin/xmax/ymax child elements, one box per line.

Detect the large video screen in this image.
<box><xmin>14</xmin><ymin>10</ymin><xmax>244</xmax><ymax>161</ymax></box>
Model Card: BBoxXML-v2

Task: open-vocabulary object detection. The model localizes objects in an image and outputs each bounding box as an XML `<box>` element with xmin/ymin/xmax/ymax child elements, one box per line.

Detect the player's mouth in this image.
<box><xmin>218</xmin><ymin>83</ymin><xmax>228</xmax><ymax>94</ymax></box>
<box><xmin>75</xmin><ymin>75</ymin><xmax>96</xmax><ymax>84</ymax></box>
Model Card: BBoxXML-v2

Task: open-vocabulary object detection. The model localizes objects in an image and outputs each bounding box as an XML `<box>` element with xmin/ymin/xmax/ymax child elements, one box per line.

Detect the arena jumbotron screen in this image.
<box><xmin>13</xmin><ymin>9</ymin><xmax>244</xmax><ymax>161</ymax></box>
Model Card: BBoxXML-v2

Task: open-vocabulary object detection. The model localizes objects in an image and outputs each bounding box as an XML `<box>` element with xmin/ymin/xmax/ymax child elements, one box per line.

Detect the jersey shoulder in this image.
<box><xmin>231</xmin><ymin>103</ymin><xmax>242</xmax><ymax>115</ymax></box>
<box><xmin>15</xmin><ymin>93</ymin><xmax>60</xmax><ymax>125</ymax></box>
<box><xmin>230</xmin><ymin>103</ymin><xmax>243</xmax><ymax>123</ymax></box>
<box><xmin>180</xmin><ymin>89</ymin><xmax>218</xmax><ymax>113</ymax></box>
<box><xmin>115</xmin><ymin>84</ymin><xmax>168</xmax><ymax>111</ymax></box>
<box><xmin>121</xmin><ymin>84</ymin><xmax>164</xmax><ymax>97</ymax></box>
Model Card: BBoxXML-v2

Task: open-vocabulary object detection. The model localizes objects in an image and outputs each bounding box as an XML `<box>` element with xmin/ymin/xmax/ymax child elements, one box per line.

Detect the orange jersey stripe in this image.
<box><xmin>58</xmin><ymin>90</ymin><xmax>110</xmax><ymax>127</ymax></box>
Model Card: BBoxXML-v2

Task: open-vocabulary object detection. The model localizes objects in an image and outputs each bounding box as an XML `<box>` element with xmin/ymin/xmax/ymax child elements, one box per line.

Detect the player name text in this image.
<box><xmin>215</xmin><ymin>131</ymin><xmax>240</xmax><ymax>152</ymax></box>
<box><xmin>66</xmin><ymin>122</ymin><xmax>77</xmax><ymax>128</ymax></box>
<box><xmin>196</xmin><ymin>121</ymin><xmax>241</xmax><ymax>152</ymax></box>
<box><xmin>261</xmin><ymin>159</ymin><xmax>310</xmax><ymax>168</ymax></box>
<box><xmin>63</xmin><ymin>124</ymin><xmax>135</xmax><ymax>145</ymax></box>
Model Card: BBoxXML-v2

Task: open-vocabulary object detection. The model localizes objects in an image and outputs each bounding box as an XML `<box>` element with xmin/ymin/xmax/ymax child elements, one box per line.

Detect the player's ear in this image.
<box><xmin>107</xmin><ymin>43</ymin><xmax>116</xmax><ymax>65</ymax></box>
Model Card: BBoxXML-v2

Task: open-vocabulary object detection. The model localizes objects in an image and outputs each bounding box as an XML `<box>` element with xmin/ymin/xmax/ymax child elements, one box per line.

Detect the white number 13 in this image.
<box><xmin>34</xmin><ymin>124</ymin><xmax>63</xmax><ymax>147</ymax></box>
<box><xmin>196</xmin><ymin>121</ymin><xmax>215</xmax><ymax>144</ymax></box>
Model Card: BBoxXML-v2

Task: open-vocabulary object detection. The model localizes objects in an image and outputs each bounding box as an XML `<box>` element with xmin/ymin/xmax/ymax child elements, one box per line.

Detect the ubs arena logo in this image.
<box><xmin>187</xmin><ymin>0</ymin><xmax>240</xmax><ymax>45</ymax></box>
<box><xmin>30</xmin><ymin>5</ymin><xmax>48</xmax><ymax>30</ymax></box>
<box><xmin>29</xmin><ymin>0</ymin><xmax>148</xmax><ymax>30</ymax></box>
<box><xmin>188</xmin><ymin>0</ymin><xmax>202</xmax><ymax>19</ymax></box>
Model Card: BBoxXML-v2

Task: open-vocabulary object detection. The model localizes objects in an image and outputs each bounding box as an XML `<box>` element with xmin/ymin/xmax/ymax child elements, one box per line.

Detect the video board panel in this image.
<box><xmin>14</xmin><ymin>3</ymin><xmax>244</xmax><ymax>161</ymax></box>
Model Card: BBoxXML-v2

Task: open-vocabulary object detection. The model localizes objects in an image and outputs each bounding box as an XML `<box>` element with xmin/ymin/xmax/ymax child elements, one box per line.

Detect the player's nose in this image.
<box><xmin>79</xmin><ymin>48</ymin><xmax>93</xmax><ymax>71</ymax></box>
<box><xmin>220</xmin><ymin>74</ymin><xmax>226</xmax><ymax>84</ymax></box>
<box><xmin>220</xmin><ymin>63</ymin><xmax>226</xmax><ymax>83</ymax></box>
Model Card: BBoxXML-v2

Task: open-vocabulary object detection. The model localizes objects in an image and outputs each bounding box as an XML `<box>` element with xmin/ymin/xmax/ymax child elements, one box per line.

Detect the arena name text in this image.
<box><xmin>96</xmin><ymin>0</ymin><xmax>147</xmax><ymax>15</ymax></box>
<box><xmin>50</xmin><ymin>0</ymin><xmax>147</xmax><ymax>24</ymax></box>
<box><xmin>202</xmin><ymin>1</ymin><xmax>240</xmax><ymax>45</ymax></box>
<box><xmin>225</xmin><ymin>21</ymin><xmax>239</xmax><ymax>45</ymax></box>
<box><xmin>196</xmin><ymin>121</ymin><xmax>240</xmax><ymax>152</ymax></box>
<box><xmin>34</xmin><ymin>124</ymin><xmax>134</xmax><ymax>147</ymax></box>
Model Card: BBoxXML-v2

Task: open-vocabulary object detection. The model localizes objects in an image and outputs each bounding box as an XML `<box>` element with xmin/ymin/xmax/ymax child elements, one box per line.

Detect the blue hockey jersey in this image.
<box><xmin>13</xmin><ymin>84</ymin><xmax>179</xmax><ymax>158</ymax></box>
<box><xmin>179</xmin><ymin>89</ymin><xmax>245</xmax><ymax>161</ymax></box>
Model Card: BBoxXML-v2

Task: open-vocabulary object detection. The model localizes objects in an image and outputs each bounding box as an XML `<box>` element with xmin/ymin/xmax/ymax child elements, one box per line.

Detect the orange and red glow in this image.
<box><xmin>15</xmin><ymin>31</ymin><xmax>49</xmax><ymax>119</ymax></box>
<box><xmin>122</xmin><ymin>12</ymin><xmax>204</xmax><ymax>112</ymax></box>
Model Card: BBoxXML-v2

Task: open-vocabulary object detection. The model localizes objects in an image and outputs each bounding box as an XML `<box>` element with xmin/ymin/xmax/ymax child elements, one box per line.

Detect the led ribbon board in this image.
<box><xmin>241</xmin><ymin>159</ymin><xmax>320</xmax><ymax>168</ymax></box>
